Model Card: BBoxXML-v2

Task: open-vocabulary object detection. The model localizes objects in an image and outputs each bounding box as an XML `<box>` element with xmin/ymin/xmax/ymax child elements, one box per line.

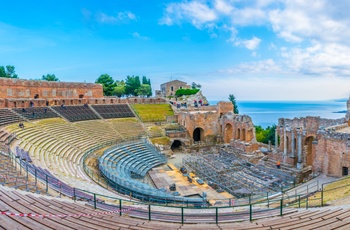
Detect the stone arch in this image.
<box><xmin>236</xmin><ymin>128</ymin><xmax>241</xmax><ymax>140</ymax></box>
<box><xmin>224</xmin><ymin>123</ymin><xmax>233</xmax><ymax>143</ymax></box>
<box><xmin>193</xmin><ymin>127</ymin><xmax>205</xmax><ymax>142</ymax></box>
<box><xmin>242</xmin><ymin>128</ymin><xmax>246</xmax><ymax>141</ymax></box>
<box><xmin>171</xmin><ymin>140</ymin><xmax>184</xmax><ymax>151</ymax></box>
<box><xmin>304</xmin><ymin>136</ymin><xmax>314</xmax><ymax>166</ymax></box>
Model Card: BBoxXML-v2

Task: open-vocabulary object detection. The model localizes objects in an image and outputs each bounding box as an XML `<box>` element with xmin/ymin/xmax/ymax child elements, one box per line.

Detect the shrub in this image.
<box><xmin>175</xmin><ymin>88</ymin><xmax>200</xmax><ymax>97</ymax></box>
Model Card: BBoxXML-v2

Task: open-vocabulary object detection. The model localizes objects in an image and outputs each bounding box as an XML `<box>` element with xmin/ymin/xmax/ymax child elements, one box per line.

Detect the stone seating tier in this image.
<box><xmin>91</xmin><ymin>104</ymin><xmax>135</xmax><ymax>119</ymax></box>
<box><xmin>51</xmin><ymin>105</ymin><xmax>100</xmax><ymax>122</ymax></box>
<box><xmin>0</xmin><ymin>109</ymin><xmax>21</xmax><ymax>127</ymax></box>
<box><xmin>12</xmin><ymin>107</ymin><xmax>59</xmax><ymax>121</ymax></box>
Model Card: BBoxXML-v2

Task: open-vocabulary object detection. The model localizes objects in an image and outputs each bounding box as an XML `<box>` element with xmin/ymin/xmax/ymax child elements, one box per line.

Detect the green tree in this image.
<box><xmin>191</xmin><ymin>82</ymin><xmax>201</xmax><ymax>89</ymax></box>
<box><xmin>96</xmin><ymin>74</ymin><xmax>115</xmax><ymax>96</ymax></box>
<box><xmin>0</xmin><ymin>65</ymin><xmax>18</xmax><ymax>78</ymax></box>
<box><xmin>137</xmin><ymin>84</ymin><xmax>151</xmax><ymax>97</ymax></box>
<box><xmin>142</xmin><ymin>76</ymin><xmax>150</xmax><ymax>85</ymax></box>
<box><xmin>141</xmin><ymin>76</ymin><xmax>152</xmax><ymax>97</ymax></box>
<box><xmin>113</xmin><ymin>80</ymin><xmax>125</xmax><ymax>97</ymax></box>
<box><xmin>228</xmin><ymin>94</ymin><xmax>239</xmax><ymax>114</ymax></box>
<box><xmin>124</xmin><ymin>75</ymin><xmax>141</xmax><ymax>96</ymax></box>
<box><xmin>255</xmin><ymin>125</ymin><xmax>276</xmax><ymax>145</ymax></box>
<box><xmin>42</xmin><ymin>74</ymin><xmax>59</xmax><ymax>81</ymax></box>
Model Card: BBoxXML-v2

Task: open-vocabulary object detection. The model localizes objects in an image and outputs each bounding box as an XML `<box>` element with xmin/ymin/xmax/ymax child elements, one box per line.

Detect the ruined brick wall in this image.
<box><xmin>0</xmin><ymin>77</ymin><xmax>103</xmax><ymax>100</ymax></box>
<box><xmin>315</xmin><ymin>132</ymin><xmax>350</xmax><ymax>177</ymax></box>
<box><xmin>220</xmin><ymin>113</ymin><xmax>257</xmax><ymax>152</ymax></box>
<box><xmin>277</xmin><ymin>115</ymin><xmax>349</xmax><ymax>177</ymax></box>
<box><xmin>176</xmin><ymin>101</ymin><xmax>256</xmax><ymax>149</ymax></box>
<box><xmin>177</xmin><ymin>110</ymin><xmax>219</xmax><ymax>142</ymax></box>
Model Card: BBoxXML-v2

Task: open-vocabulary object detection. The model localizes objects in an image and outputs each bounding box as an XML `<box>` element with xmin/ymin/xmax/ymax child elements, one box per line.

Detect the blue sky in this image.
<box><xmin>1</xmin><ymin>0</ymin><xmax>350</xmax><ymax>101</ymax></box>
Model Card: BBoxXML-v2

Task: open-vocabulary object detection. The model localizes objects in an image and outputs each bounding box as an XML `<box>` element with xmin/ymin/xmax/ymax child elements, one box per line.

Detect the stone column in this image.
<box><xmin>268</xmin><ymin>140</ymin><xmax>271</xmax><ymax>151</ymax></box>
<box><xmin>291</xmin><ymin>130</ymin><xmax>295</xmax><ymax>158</ymax></box>
<box><xmin>274</xmin><ymin>128</ymin><xmax>278</xmax><ymax>152</ymax></box>
<box><xmin>297</xmin><ymin>129</ymin><xmax>303</xmax><ymax>169</ymax></box>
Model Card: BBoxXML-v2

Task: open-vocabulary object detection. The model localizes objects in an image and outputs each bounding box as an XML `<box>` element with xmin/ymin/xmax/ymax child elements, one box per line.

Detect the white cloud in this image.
<box><xmin>132</xmin><ymin>32</ymin><xmax>149</xmax><ymax>40</ymax></box>
<box><xmin>97</xmin><ymin>11</ymin><xmax>136</xmax><ymax>24</ymax></box>
<box><xmin>159</xmin><ymin>1</ymin><xmax>217</xmax><ymax>28</ymax></box>
<box><xmin>268</xmin><ymin>1</ymin><xmax>350</xmax><ymax>44</ymax></box>
<box><xmin>160</xmin><ymin>0</ymin><xmax>350</xmax><ymax>84</ymax></box>
<box><xmin>221</xmin><ymin>59</ymin><xmax>281</xmax><ymax>74</ymax></box>
<box><xmin>235</xmin><ymin>36</ymin><xmax>261</xmax><ymax>50</ymax></box>
<box><xmin>281</xmin><ymin>42</ymin><xmax>350</xmax><ymax>77</ymax></box>
<box><xmin>214</xmin><ymin>0</ymin><xmax>233</xmax><ymax>15</ymax></box>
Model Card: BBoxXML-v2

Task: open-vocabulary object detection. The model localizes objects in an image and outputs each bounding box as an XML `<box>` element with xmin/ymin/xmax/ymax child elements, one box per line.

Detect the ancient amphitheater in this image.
<box><xmin>0</xmin><ymin>77</ymin><xmax>350</xmax><ymax>229</ymax></box>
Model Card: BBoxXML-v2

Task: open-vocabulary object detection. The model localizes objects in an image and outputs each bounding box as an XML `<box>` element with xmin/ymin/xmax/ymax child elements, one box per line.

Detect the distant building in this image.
<box><xmin>159</xmin><ymin>80</ymin><xmax>191</xmax><ymax>97</ymax></box>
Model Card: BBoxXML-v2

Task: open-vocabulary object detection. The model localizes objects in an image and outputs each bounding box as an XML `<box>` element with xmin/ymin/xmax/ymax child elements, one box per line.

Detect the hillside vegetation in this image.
<box><xmin>313</xmin><ymin>175</ymin><xmax>350</xmax><ymax>205</ymax></box>
<box><xmin>132</xmin><ymin>104</ymin><xmax>174</xmax><ymax>122</ymax></box>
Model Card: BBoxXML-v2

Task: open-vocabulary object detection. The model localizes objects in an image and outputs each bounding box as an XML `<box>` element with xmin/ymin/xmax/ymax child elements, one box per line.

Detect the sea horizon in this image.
<box><xmin>208</xmin><ymin>99</ymin><xmax>348</xmax><ymax>128</ymax></box>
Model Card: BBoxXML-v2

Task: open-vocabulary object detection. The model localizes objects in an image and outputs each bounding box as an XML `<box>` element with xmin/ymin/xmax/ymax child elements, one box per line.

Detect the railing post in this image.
<box><xmin>181</xmin><ymin>207</ymin><xmax>184</xmax><ymax>224</ymax></box>
<box><xmin>73</xmin><ymin>188</ymin><xmax>76</xmax><ymax>201</ymax></box>
<box><xmin>148</xmin><ymin>204</ymin><xmax>151</xmax><ymax>221</ymax></box>
<box><xmin>45</xmin><ymin>175</ymin><xmax>48</xmax><ymax>194</ymax></box>
<box><xmin>215</xmin><ymin>207</ymin><xmax>219</xmax><ymax>224</ymax></box>
<box><xmin>321</xmin><ymin>184</ymin><xmax>324</xmax><ymax>207</ymax></box>
<box><xmin>298</xmin><ymin>195</ymin><xmax>301</xmax><ymax>208</ymax></box>
<box><xmin>34</xmin><ymin>169</ymin><xmax>37</xmax><ymax>186</ymax></box>
<box><xmin>280</xmin><ymin>199</ymin><xmax>283</xmax><ymax>216</ymax></box>
<box><xmin>119</xmin><ymin>199</ymin><xmax>122</xmax><ymax>216</ymax></box>
<box><xmin>93</xmin><ymin>194</ymin><xmax>97</xmax><ymax>209</ymax></box>
<box><xmin>266</xmin><ymin>192</ymin><xmax>269</xmax><ymax>208</ymax></box>
<box><xmin>249</xmin><ymin>204</ymin><xmax>252</xmax><ymax>222</ymax></box>
<box><xmin>26</xmin><ymin>163</ymin><xmax>28</xmax><ymax>181</ymax></box>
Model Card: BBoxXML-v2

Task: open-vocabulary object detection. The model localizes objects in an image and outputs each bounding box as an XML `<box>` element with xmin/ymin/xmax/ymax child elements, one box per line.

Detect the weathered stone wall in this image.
<box><xmin>160</xmin><ymin>80</ymin><xmax>191</xmax><ymax>97</ymax></box>
<box><xmin>176</xmin><ymin>101</ymin><xmax>257</xmax><ymax>151</ymax></box>
<box><xmin>220</xmin><ymin>113</ymin><xmax>257</xmax><ymax>152</ymax></box>
<box><xmin>276</xmin><ymin>115</ymin><xmax>350</xmax><ymax>177</ymax></box>
<box><xmin>176</xmin><ymin>102</ymin><xmax>232</xmax><ymax>143</ymax></box>
<box><xmin>315</xmin><ymin>135</ymin><xmax>349</xmax><ymax>177</ymax></box>
<box><xmin>177</xmin><ymin>110</ymin><xmax>219</xmax><ymax>142</ymax></box>
<box><xmin>0</xmin><ymin>78</ymin><xmax>103</xmax><ymax>101</ymax></box>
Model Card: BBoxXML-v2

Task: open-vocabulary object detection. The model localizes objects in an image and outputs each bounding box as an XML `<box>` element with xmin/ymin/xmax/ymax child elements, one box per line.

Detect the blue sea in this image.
<box><xmin>209</xmin><ymin>100</ymin><xmax>348</xmax><ymax>128</ymax></box>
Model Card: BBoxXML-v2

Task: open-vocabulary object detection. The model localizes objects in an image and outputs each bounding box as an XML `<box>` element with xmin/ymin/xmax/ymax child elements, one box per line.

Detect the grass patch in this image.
<box><xmin>148</xmin><ymin>126</ymin><xmax>164</xmax><ymax>137</ymax></box>
<box><xmin>300</xmin><ymin>176</ymin><xmax>350</xmax><ymax>205</ymax></box>
<box><xmin>109</xmin><ymin>117</ymin><xmax>138</xmax><ymax>123</ymax></box>
<box><xmin>132</xmin><ymin>104</ymin><xmax>174</xmax><ymax>122</ymax></box>
<box><xmin>150</xmin><ymin>137</ymin><xmax>171</xmax><ymax>146</ymax></box>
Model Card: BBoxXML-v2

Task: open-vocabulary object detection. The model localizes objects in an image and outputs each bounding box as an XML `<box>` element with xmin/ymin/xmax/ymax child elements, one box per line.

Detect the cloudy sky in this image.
<box><xmin>1</xmin><ymin>0</ymin><xmax>350</xmax><ymax>101</ymax></box>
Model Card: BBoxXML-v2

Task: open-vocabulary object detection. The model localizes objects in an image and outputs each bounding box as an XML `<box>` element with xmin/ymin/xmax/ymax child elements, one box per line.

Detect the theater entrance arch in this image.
<box><xmin>193</xmin><ymin>127</ymin><xmax>205</xmax><ymax>142</ymax></box>
<box><xmin>171</xmin><ymin>140</ymin><xmax>183</xmax><ymax>152</ymax></box>
<box><xmin>224</xmin><ymin>123</ymin><xmax>233</xmax><ymax>143</ymax></box>
<box><xmin>304</xmin><ymin>136</ymin><xmax>314</xmax><ymax>166</ymax></box>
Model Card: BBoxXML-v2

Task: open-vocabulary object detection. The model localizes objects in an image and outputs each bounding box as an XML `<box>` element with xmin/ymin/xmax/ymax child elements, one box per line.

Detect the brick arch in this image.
<box><xmin>304</xmin><ymin>136</ymin><xmax>315</xmax><ymax>166</ymax></box>
<box><xmin>193</xmin><ymin>127</ymin><xmax>205</xmax><ymax>142</ymax></box>
<box><xmin>224</xmin><ymin>123</ymin><xmax>233</xmax><ymax>143</ymax></box>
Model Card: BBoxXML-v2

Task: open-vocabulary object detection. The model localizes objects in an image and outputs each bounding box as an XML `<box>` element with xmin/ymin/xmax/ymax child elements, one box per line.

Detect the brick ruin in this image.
<box><xmin>274</xmin><ymin>114</ymin><xmax>350</xmax><ymax>177</ymax></box>
<box><xmin>0</xmin><ymin>77</ymin><xmax>165</xmax><ymax>108</ymax></box>
<box><xmin>176</xmin><ymin>101</ymin><xmax>258</xmax><ymax>151</ymax></box>
<box><xmin>176</xmin><ymin>96</ymin><xmax>350</xmax><ymax>178</ymax></box>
